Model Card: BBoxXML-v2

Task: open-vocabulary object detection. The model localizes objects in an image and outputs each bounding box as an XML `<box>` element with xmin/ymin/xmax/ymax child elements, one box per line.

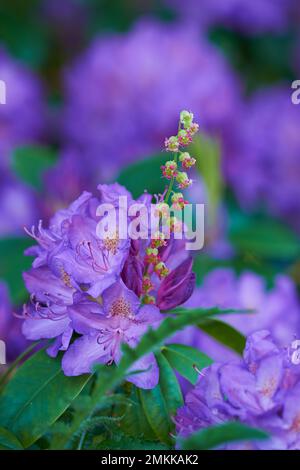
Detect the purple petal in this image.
<box><xmin>157</xmin><ymin>257</ymin><xmax>196</xmax><ymax>311</ymax></box>
<box><xmin>62</xmin><ymin>333</ymin><xmax>109</xmax><ymax>376</ymax></box>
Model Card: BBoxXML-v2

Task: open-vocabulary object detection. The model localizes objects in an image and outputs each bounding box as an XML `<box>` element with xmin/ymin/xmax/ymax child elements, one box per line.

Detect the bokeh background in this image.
<box><xmin>0</xmin><ymin>0</ymin><xmax>300</xmax><ymax>361</ymax></box>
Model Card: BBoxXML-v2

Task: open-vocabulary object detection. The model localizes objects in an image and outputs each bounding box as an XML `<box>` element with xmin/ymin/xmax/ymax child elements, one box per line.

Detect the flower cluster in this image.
<box><xmin>175</xmin><ymin>330</ymin><xmax>300</xmax><ymax>450</ymax></box>
<box><xmin>162</xmin><ymin>110</ymin><xmax>197</xmax><ymax>199</ymax></box>
<box><xmin>22</xmin><ymin>177</ymin><xmax>195</xmax><ymax>387</ymax></box>
<box><xmin>62</xmin><ymin>20</ymin><xmax>241</xmax><ymax>181</ymax></box>
<box><xmin>225</xmin><ymin>86</ymin><xmax>300</xmax><ymax>232</ymax></box>
<box><xmin>173</xmin><ymin>268</ymin><xmax>300</xmax><ymax>364</ymax></box>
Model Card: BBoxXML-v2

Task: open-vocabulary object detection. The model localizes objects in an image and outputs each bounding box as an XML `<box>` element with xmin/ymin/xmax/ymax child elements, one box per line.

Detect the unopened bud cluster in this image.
<box><xmin>163</xmin><ymin>110</ymin><xmax>198</xmax><ymax>192</ymax></box>
<box><xmin>143</xmin><ymin>110</ymin><xmax>199</xmax><ymax>304</ymax></box>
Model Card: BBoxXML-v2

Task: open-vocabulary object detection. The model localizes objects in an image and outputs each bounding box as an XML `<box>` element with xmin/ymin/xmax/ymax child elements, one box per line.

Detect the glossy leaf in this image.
<box><xmin>197</xmin><ymin>318</ymin><xmax>246</xmax><ymax>355</ymax></box>
<box><xmin>0</xmin><ymin>427</ymin><xmax>23</xmax><ymax>450</ymax></box>
<box><xmin>180</xmin><ymin>422</ymin><xmax>269</xmax><ymax>450</ymax></box>
<box><xmin>139</xmin><ymin>352</ymin><xmax>183</xmax><ymax>444</ymax></box>
<box><xmin>0</xmin><ymin>349</ymin><xmax>91</xmax><ymax>448</ymax></box>
<box><xmin>162</xmin><ymin>344</ymin><xmax>213</xmax><ymax>385</ymax></box>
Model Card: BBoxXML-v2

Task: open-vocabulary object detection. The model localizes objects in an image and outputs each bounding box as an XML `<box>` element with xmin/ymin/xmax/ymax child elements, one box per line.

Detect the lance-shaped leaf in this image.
<box><xmin>162</xmin><ymin>344</ymin><xmax>213</xmax><ymax>385</ymax></box>
<box><xmin>179</xmin><ymin>422</ymin><xmax>269</xmax><ymax>450</ymax></box>
<box><xmin>0</xmin><ymin>349</ymin><xmax>91</xmax><ymax>448</ymax></box>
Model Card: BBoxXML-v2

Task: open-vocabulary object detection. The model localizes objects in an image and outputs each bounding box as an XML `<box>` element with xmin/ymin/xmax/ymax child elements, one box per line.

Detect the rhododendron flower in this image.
<box><xmin>175</xmin><ymin>330</ymin><xmax>300</xmax><ymax>450</ymax></box>
<box><xmin>62</xmin><ymin>281</ymin><xmax>163</xmax><ymax>389</ymax></box>
<box><xmin>173</xmin><ymin>268</ymin><xmax>300</xmax><ymax>365</ymax></box>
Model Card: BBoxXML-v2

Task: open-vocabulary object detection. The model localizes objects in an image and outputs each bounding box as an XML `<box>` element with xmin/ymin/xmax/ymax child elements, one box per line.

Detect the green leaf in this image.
<box><xmin>68</xmin><ymin>306</ymin><xmax>229</xmax><ymax>443</ymax></box>
<box><xmin>0</xmin><ymin>237</ymin><xmax>33</xmax><ymax>304</ymax></box>
<box><xmin>229</xmin><ymin>213</ymin><xmax>300</xmax><ymax>260</ymax></box>
<box><xmin>117</xmin><ymin>153</ymin><xmax>165</xmax><ymax>198</ymax></box>
<box><xmin>197</xmin><ymin>319</ymin><xmax>246</xmax><ymax>355</ymax></box>
<box><xmin>180</xmin><ymin>422</ymin><xmax>269</xmax><ymax>450</ymax></box>
<box><xmin>0</xmin><ymin>349</ymin><xmax>91</xmax><ymax>448</ymax></box>
<box><xmin>119</xmin><ymin>384</ymin><xmax>157</xmax><ymax>441</ymax></box>
<box><xmin>162</xmin><ymin>344</ymin><xmax>212</xmax><ymax>385</ymax></box>
<box><xmin>139</xmin><ymin>352</ymin><xmax>183</xmax><ymax>445</ymax></box>
<box><xmin>12</xmin><ymin>145</ymin><xmax>57</xmax><ymax>192</ymax></box>
<box><xmin>0</xmin><ymin>427</ymin><xmax>23</xmax><ymax>450</ymax></box>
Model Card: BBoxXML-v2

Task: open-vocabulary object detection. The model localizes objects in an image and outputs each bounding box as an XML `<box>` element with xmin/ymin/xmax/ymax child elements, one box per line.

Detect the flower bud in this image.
<box><xmin>178</xmin><ymin>129</ymin><xmax>192</xmax><ymax>146</ymax></box>
<box><xmin>165</xmin><ymin>135</ymin><xmax>179</xmax><ymax>152</ymax></box>
<box><xmin>176</xmin><ymin>171</ymin><xmax>192</xmax><ymax>189</ymax></box>
<box><xmin>171</xmin><ymin>192</ymin><xmax>187</xmax><ymax>210</ymax></box>
<box><xmin>161</xmin><ymin>160</ymin><xmax>178</xmax><ymax>179</ymax></box>
<box><xmin>145</xmin><ymin>247</ymin><xmax>159</xmax><ymax>264</ymax></box>
<box><xmin>180</xmin><ymin>110</ymin><xmax>194</xmax><ymax>129</ymax></box>
<box><xmin>179</xmin><ymin>152</ymin><xmax>196</xmax><ymax>169</ymax></box>
<box><xmin>154</xmin><ymin>261</ymin><xmax>169</xmax><ymax>279</ymax></box>
<box><xmin>154</xmin><ymin>202</ymin><xmax>170</xmax><ymax>219</ymax></box>
<box><xmin>151</xmin><ymin>231</ymin><xmax>167</xmax><ymax>248</ymax></box>
<box><xmin>142</xmin><ymin>275</ymin><xmax>154</xmax><ymax>294</ymax></box>
<box><xmin>143</xmin><ymin>295</ymin><xmax>156</xmax><ymax>305</ymax></box>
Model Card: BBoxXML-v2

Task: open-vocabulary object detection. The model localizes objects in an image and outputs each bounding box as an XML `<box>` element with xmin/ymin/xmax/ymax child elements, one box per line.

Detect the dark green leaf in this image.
<box><xmin>139</xmin><ymin>353</ymin><xmax>183</xmax><ymax>444</ymax></box>
<box><xmin>68</xmin><ymin>306</ymin><xmax>228</xmax><ymax>444</ymax></box>
<box><xmin>162</xmin><ymin>344</ymin><xmax>212</xmax><ymax>385</ymax></box>
<box><xmin>12</xmin><ymin>145</ymin><xmax>57</xmax><ymax>192</ymax></box>
<box><xmin>229</xmin><ymin>214</ymin><xmax>300</xmax><ymax>260</ymax></box>
<box><xmin>0</xmin><ymin>349</ymin><xmax>91</xmax><ymax>448</ymax></box>
<box><xmin>0</xmin><ymin>427</ymin><xmax>23</xmax><ymax>450</ymax></box>
<box><xmin>117</xmin><ymin>153</ymin><xmax>165</xmax><ymax>198</ymax></box>
<box><xmin>0</xmin><ymin>237</ymin><xmax>33</xmax><ymax>304</ymax></box>
<box><xmin>180</xmin><ymin>422</ymin><xmax>269</xmax><ymax>450</ymax></box>
<box><xmin>197</xmin><ymin>319</ymin><xmax>246</xmax><ymax>355</ymax></box>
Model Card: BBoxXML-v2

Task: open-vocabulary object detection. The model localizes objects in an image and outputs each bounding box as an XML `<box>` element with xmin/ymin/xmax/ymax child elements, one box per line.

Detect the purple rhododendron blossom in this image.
<box><xmin>22</xmin><ymin>182</ymin><xmax>195</xmax><ymax>388</ymax></box>
<box><xmin>62</xmin><ymin>20</ymin><xmax>241</xmax><ymax>180</ymax></box>
<box><xmin>173</xmin><ymin>268</ymin><xmax>300</xmax><ymax>364</ymax></box>
<box><xmin>0</xmin><ymin>48</ymin><xmax>46</xmax><ymax>168</ymax></box>
<box><xmin>225</xmin><ymin>86</ymin><xmax>300</xmax><ymax>232</ymax></box>
<box><xmin>62</xmin><ymin>280</ymin><xmax>163</xmax><ymax>389</ymax></box>
<box><xmin>175</xmin><ymin>330</ymin><xmax>300</xmax><ymax>449</ymax></box>
<box><xmin>165</xmin><ymin>0</ymin><xmax>295</xmax><ymax>34</ymax></box>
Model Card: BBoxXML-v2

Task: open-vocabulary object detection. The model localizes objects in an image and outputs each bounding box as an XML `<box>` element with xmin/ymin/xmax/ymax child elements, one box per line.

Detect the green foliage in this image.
<box><xmin>12</xmin><ymin>145</ymin><xmax>57</xmax><ymax>192</ymax></box>
<box><xmin>162</xmin><ymin>344</ymin><xmax>212</xmax><ymax>385</ymax></box>
<box><xmin>229</xmin><ymin>210</ymin><xmax>300</xmax><ymax>261</ymax></box>
<box><xmin>139</xmin><ymin>353</ymin><xmax>183</xmax><ymax>445</ymax></box>
<box><xmin>0</xmin><ymin>237</ymin><xmax>33</xmax><ymax>304</ymax></box>
<box><xmin>197</xmin><ymin>319</ymin><xmax>246</xmax><ymax>355</ymax></box>
<box><xmin>180</xmin><ymin>421</ymin><xmax>269</xmax><ymax>450</ymax></box>
<box><xmin>0</xmin><ymin>427</ymin><xmax>23</xmax><ymax>450</ymax></box>
<box><xmin>117</xmin><ymin>153</ymin><xmax>165</xmax><ymax>198</ymax></box>
<box><xmin>0</xmin><ymin>349</ymin><xmax>91</xmax><ymax>448</ymax></box>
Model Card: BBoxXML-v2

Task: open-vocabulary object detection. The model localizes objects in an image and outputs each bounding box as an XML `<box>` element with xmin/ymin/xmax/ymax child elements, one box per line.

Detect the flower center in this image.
<box><xmin>109</xmin><ymin>297</ymin><xmax>132</xmax><ymax>317</ymax></box>
<box><xmin>103</xmin><ymin>232</ymin><xmax>119</xmax><ymax>255</ymax></box>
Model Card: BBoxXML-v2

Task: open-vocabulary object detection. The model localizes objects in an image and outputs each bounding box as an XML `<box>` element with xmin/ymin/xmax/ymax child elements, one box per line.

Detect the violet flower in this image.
<box><xmin>175</xmin><ymin>330</ymin><xmax>300</xmax><ymax>450</ymax></box>
<box><xmin>173</xmin><ymin>268</ymin><xmax>300</xmax><ymax>364</ymax></box>
<box><xmin>62</xmin><ymin>20</ymin><xmax>241</xmax><ymax>180</ymax></box>
<box><xmin>62</xmin><ymin>280</ymin><xmax>163</xmax><ymax>389</ymax></box>
<box><xmin>225</xmin><ymin>86</ymin><xmax>300</xmax><ymax>232</ymax></box>
<box><xmin>165</xmin><ymin>0</ymin><xmax>295</xmax><ymax>35</ymax></box>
